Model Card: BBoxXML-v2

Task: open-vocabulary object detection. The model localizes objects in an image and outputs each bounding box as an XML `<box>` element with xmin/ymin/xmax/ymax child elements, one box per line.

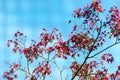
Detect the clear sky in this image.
<box><xmin>0</xmin><ymin>0</ymin><xmax>120</xmax><ymax>80</ymax></box>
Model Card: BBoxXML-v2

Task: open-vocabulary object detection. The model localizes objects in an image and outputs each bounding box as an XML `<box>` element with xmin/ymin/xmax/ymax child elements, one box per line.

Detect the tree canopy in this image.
<box><xmin>3</xmin><ymin>0</ymin><xmax>120</xmax><ymax>80</ymax></box>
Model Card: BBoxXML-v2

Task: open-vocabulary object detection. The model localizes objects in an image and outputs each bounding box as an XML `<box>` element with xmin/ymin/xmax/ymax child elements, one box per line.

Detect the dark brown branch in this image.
<box><xmin>71</xmin><ymin>55</ymin><xmax>89</xmax><ymax>80</ymax></box>
<box><xmin>71</xmin><ymin>21</ymin><xmax>103</xmax><ymax>80</ymax></box>
<box><xmin>89</xmin><ymin>42</ymin><xmax>120</xmax><ymax>58</ymax></box>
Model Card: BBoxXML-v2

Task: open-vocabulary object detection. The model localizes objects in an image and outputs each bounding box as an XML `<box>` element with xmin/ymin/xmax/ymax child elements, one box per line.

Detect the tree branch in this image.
<box><xmin>71</xmin><ymin>21</ymin><xmax>103</xmax><ymax>80</ymax></box>
<box><xmin>89</xmin><ymin>41</ymin><xmax>120</xmax><ymax>58</ymax></box>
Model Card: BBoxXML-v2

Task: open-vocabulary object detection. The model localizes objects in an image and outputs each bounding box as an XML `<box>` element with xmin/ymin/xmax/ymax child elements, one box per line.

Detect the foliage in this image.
<box><xmin>3</xmin><ymin>0</ymin><xmax>120</xmax><ymax>80</ymax></box>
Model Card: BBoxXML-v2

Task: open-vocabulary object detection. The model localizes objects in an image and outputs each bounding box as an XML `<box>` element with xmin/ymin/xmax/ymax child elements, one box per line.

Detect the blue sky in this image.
<box><xmin>0</xmin><ymin>0</ymin><xmax>120</xmax><ymax>80</ymax></box>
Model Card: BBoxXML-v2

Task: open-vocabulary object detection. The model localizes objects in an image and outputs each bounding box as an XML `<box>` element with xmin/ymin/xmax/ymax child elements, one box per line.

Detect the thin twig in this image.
<box><xmin>88</xmin><ymin>42</ymin><xmax>120</xmax><ymax>58</ymax></box>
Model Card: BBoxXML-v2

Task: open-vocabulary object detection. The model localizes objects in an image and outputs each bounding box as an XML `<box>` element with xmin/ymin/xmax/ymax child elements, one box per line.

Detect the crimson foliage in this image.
<box><xmin>3</xmin><ymin>0</ymin><xmax>120</xmax><ymax>80</ymax></box>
